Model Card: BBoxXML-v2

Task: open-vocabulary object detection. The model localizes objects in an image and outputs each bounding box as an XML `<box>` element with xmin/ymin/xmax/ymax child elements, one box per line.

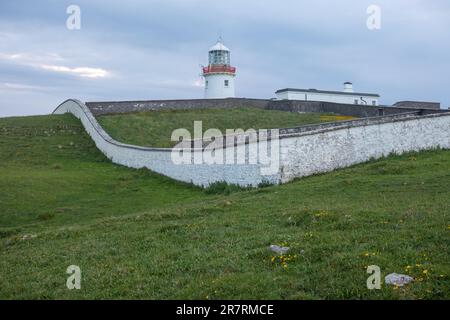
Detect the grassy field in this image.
<box><xmin>96</xmin><ymin>108</ymin><xmax>343</xmax><ymax>147</ymax></box>
<box><xmin>0</xmin><ymin>114</ymin><xmax>449</xmax><ymax>299</ymax></box>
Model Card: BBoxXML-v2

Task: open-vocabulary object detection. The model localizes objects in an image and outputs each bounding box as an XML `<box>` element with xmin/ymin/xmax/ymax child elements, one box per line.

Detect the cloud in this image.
<box><xmin>0</xmin><ymin>52</ymin><xmax>65</xmax><ymax>63</ymax></box>
<box><xmin>0</xmin><ymin>51</ymin><xmax>110</xmax><ymax>79</ymax></box>
<box><xmin>0</xmin><ymin>0</ymin><xmax>449</xmax><ymax>117</ymax></box>
<box><xmin>0</xmin><ymin>82</ymin><xmax>50</xmax><ymax>92</ymax></box>
<box><xmin>39</xmin><ymin>64</ymin><xmax>110</xmax><ymax>78</ymax></box>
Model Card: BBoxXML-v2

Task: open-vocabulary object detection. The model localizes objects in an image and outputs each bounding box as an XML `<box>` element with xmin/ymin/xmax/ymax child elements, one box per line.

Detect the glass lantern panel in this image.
<box><xmin>209</xmin><ymin>50</ymin><xmax>230</xmax><ymax>65</ymax></box>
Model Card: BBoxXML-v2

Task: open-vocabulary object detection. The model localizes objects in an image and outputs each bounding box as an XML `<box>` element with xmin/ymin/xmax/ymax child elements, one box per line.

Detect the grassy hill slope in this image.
<box><xmin>0</xmin><ymin>114</ymin><xmax>449</xmax><ymax>299</ymax></box>
<box><xmin>96</xmin><ymin>108</ymin><xmax>345</xmax><ymax>147</ymax></box>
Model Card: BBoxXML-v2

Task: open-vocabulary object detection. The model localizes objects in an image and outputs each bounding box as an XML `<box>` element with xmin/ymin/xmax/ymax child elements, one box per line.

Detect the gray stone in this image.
<box><xmin>385</xmin><ymin>273</ymin><xmax>414</xmax><ymax>286</ymax></box>
<box><xmin>269</xmin><ymin>245</ymin><xmax>290</xmax><ymax>255</ymax></box>
<box><xmin>21</xmin><ymin>234</ymin><xmax>37</xmax><ymax>241</ymax></box>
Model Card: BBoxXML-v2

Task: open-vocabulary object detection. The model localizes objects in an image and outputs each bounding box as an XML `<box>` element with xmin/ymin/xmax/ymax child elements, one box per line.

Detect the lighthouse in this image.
<box><xmin>202</xmin><ymin>39</ymin><xmax>236</xmax><ymax>99</ymax></box>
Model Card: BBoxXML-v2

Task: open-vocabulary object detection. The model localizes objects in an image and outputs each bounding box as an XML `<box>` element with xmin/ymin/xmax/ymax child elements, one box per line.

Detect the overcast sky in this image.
<box><xmin>1</xmin><ymin>0</ymin><xmax>449</xmax><ymax>117</ymax></box>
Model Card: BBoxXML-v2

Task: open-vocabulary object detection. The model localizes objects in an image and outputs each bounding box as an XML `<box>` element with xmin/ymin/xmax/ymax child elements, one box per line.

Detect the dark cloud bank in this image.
<box><xmin>0</xmin><ymin>0</ymin><xmax>449</xmax><ymax>116</ymax></box>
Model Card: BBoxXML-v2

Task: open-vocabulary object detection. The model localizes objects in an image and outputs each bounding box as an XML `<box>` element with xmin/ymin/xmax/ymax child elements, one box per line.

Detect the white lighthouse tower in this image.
<box><xmin>202</xmin><ymin>39</ymin><xmax>236</xmax><ymax>99</ymax></box>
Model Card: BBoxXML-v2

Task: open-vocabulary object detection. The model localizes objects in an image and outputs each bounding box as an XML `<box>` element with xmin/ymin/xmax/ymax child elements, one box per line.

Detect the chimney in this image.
<box><xmin>343</xmin><ymin>82</ymin><xmax>354</xmax><ymax>93</ymax></box>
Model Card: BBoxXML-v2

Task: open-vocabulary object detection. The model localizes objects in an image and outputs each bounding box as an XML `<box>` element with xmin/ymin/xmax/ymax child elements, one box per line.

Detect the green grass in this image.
<box><xmin>97</xmin><ymin>108</ymin><xmax>338</xmax><ymax>147</ymax></box>
<box><xmin>0</xmin><ymin>114</ymin><xmax>449</xmax><ymax>299</ymax></box>
<box><xmin>0</xmin><ymin>115</ymin><xmax>204</xmax><ymax>230</ymax></box>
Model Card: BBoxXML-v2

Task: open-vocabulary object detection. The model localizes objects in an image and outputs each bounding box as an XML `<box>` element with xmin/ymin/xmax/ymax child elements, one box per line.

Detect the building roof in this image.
<box><xmin>209</xmin><ymin>41</ymin><xmax>230</xmax><ymax>52</ymax></box>
<box><xmin>275</xmin><ymin>88</ymin><xmax>380</xmax><ymax>97</ymax></box>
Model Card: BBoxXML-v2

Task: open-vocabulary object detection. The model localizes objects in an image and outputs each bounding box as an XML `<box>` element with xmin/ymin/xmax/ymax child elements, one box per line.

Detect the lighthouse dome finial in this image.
<box><xmin>209</xmin><ymin>38</ymin><xmax>230</xmax><ymax>52</ymax></box>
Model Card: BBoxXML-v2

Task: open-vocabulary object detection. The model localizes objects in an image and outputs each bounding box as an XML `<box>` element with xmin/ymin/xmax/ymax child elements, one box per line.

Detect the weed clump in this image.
<box><xmin>204</xmin><ymin>181</ymin><xmax>248</xmax><ymax>195</ymax></box>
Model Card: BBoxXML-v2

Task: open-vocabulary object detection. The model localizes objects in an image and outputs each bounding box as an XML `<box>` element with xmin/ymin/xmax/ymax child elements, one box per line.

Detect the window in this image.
<box><xmin>209</xmin><ymin>50</ymin><xmax>230</xmax><ymax>65</ymax></box>
<box><xmin>224</xmin><ymin>80</ymin><xmax>229</xmax><ymax>87</ymax></box>
<box><xmin>372</xmin><ymin>100</ymin><xmax>377</xmax><ymax>106</ymax></box>
<box><xmin>354</xmin><ymin>99</ymin><xmax>359</xmax><ymax>105</ymax></box>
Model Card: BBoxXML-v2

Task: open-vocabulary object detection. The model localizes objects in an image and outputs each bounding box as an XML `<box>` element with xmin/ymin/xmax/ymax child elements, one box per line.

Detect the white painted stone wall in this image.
<box><xmin>279</xmin><ymin>115</ymin><xmax>450</xmax><ymax>183</ymax></box>
<box><xmin>53</xmin><ymin>99</ymin><xmax>275</xmax><ymax>187</ymax></box>
<box><xmin>53</xmin><ymin>99</ymin><xmax>450</xmax><ymax>187</ymax></box>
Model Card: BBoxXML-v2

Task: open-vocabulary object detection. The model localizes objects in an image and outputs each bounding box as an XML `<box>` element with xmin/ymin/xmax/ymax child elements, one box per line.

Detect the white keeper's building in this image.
<box><xmin>275</xmin><ymin>82</ymin><xmax>380</xmax><ymax>106</ymax></box>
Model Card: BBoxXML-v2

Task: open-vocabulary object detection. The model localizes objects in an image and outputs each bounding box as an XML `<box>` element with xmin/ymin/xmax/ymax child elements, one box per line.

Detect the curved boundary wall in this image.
<box><xmin>54</xmin><ymin>99</ymin><xmax>450</xmax><ymax>187</ymax></box>
<box><xmin>86</xmin><ymin>98</ymin><xmax>448</xmax><ymax>117</ymax></box>
<box><xmin>54</xmin><ymin>99</ymin><xmax>274</xmax><ymax>186</ymax></box>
